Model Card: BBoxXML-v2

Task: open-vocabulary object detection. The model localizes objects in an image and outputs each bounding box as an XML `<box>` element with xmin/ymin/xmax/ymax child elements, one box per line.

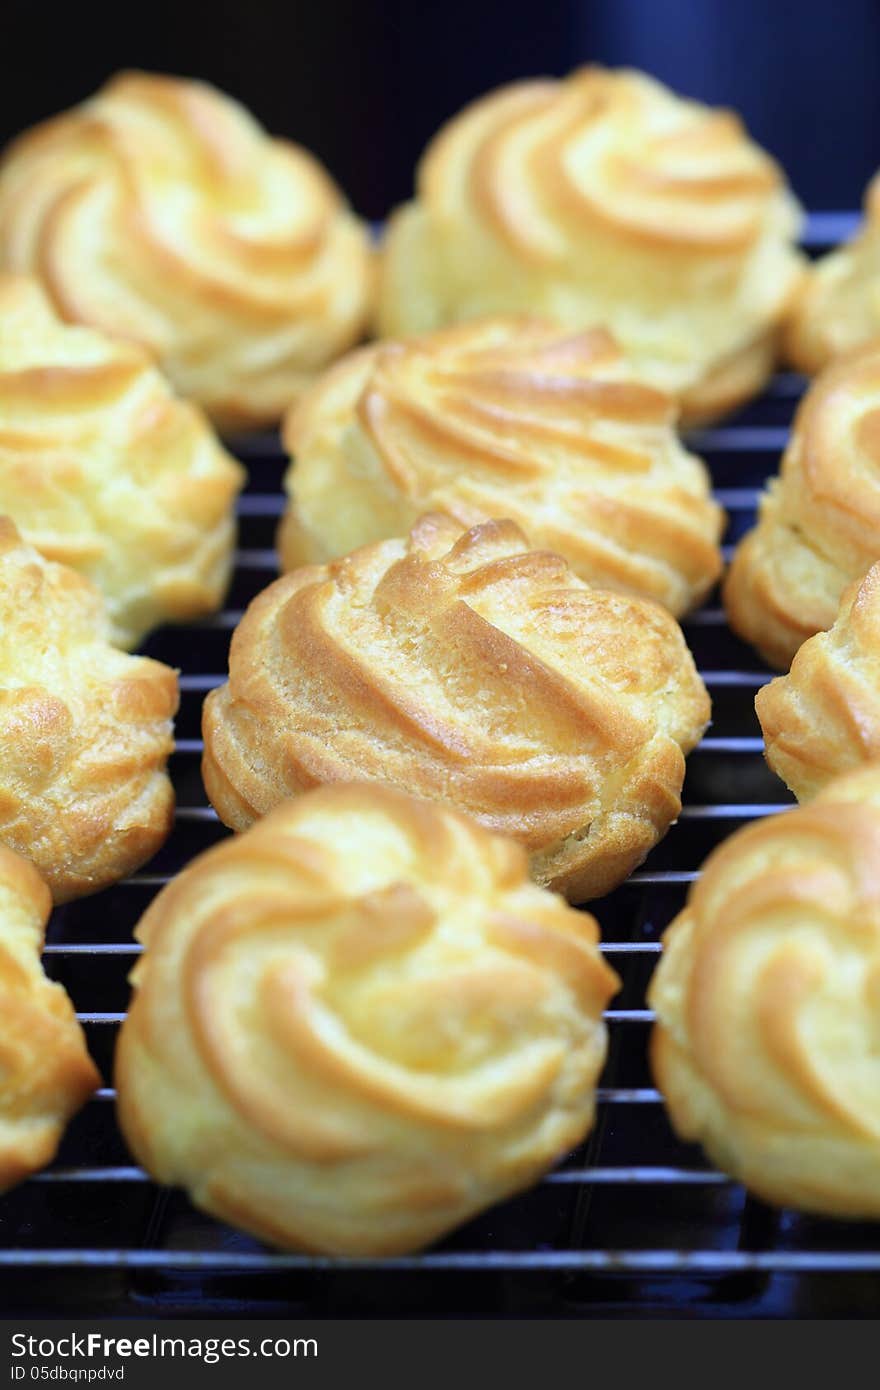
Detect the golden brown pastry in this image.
<box><xmin>0</xmin><ymin>72</ymin><xmax>374</xmax><ymax>428</ymax></box>
<box><xmin>204</xmin><ymin>515</ymin><xmax>710</xmax><ymax>903</ymax></box>
<box><xmin>0</xmin><ymin>274</ymin><xmax>244</xmax><ymax>649</ymax></box>
<box><xmin>0</xmin><ymin>519</ymin><xmax>177</xmax><ymax>902</ymax></box>
<box><xmin>0</xmin><ymin>845</ymin><xmax>99</xmax><ymax>1192</ymax></box>
<box><xmin>649</xmin><ymin>764</ymin><xmax>880</xmax><ymax>1219</ymax></box>
<box><xmin>724</xmin><ymin>344</ymin><xmax>880</xmax><ymax>669</ymax></box>
<box><xmin>786</xmin><ymin>173</ymin><xmax>880</xmax><ymax>374</ymax></box>
<box><xmin>116</xmin><ymin>784</ymin><xmax>620</xmax><ymax>1256</ymax></box>
<box><xmin>756</xmin><ymin>564</ymin><xmax>880</xmax><ymax>801</ymax></box>
<box><xmin>279</xmin><ymin>317</ymin><xmax>724</xmax><ymax>617</ymax></box>
<box><xmin>377</xmin><ymin>66</ymin><xmax>804</xmax><ymax>423</ymax></box>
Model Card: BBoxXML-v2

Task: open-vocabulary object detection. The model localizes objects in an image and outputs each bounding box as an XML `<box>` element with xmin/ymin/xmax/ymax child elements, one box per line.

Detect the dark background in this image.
<box><xmin>4</xmin><ymin>0</ymin><xmax>880</xmax><ymax>218</ymax></box>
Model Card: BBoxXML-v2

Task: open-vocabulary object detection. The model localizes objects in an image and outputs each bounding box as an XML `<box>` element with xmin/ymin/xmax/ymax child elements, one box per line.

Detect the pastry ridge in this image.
<box><xmin>0</xmin><ymin>71</ymin><xmax>374</xmax><ymax>427</ymax></box>
<box><xmin>724</xmin><ymin>343</ymin><xmax>880</xmax><ymax>669</ymax></box>
<box><xmin>649</xmin><ymin>764</ymin><xmax>880</xmax><ymax>1218</ymax></box>
<box><xmin>0</xmin><ymin>844</ymin><xmax>99</xmax><ymax>1191</ymax></box>
<box><xmin>279</xmin><ymin>316</ymin><xmax>724</xmax><ymax>617</ymax></box>
<box><xmin>757</xmin><ymin>562</ymin><xmax>880</xmax><ymax>800</ymax></box>
<box><xmin>205</xmin><ymin>514</ymin><xmax>709</xmax><ymax>902</ymax></box>
<box><xmin>377</xmin><ymin>65</ymin><xmax>804</xmax><ymax>422</ymax></box>
<box><xmin>116</xmin><ymin>783</ymin><xmax>620</xmax><ymax>1255</ymax></box>
<box><xmin>0</xmin><ymin>518</ymin><xmax>178</xmax><ymax>901</ymax></box>
<box><xmin>786</xmin><ymin>171</ymin><xmax>880</xmax><ymax>373</ymax></box>
<box><xmin>0</xmin><ymin>273</ymin><xmax>244</xmax><ymax>649</ymax></box>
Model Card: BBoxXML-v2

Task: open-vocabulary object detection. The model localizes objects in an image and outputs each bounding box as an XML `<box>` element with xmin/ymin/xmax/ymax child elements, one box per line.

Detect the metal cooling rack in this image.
<box><xmin>2</xmin><ymin>213</ymin><xmax>877</xmax><ymax>1318</ymax></box>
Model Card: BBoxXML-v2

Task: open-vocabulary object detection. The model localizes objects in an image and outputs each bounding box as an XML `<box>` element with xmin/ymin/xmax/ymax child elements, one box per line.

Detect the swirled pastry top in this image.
<box><xmin>116</xmin><ymin>784</ymin><xmax>620</xmax><ymax>1255</ymax></box>
<box><xmin>0</xmin><ymin>845</ymin><xmax>99</xmax><ymax>1192</ymax></box>
<box><xmin>0</xmin><ymin>519</ymin><xmax>177</xmax><ymax>902</ymax></box>
<box><xmin>204</xmin><ymin>515</ymin><xmax>709</xmax><ymax>903</ymax></box>
<box><xmin>757</xmin><ymin>564</ymin><xmax>880</xmax><ymax>801</ymax></box>
<box><xmin>0</xmin><ymin>274</ymin><xmax>244</xmax><ymax>649</ymax></box>
<box><xmin>724</xmin><ymin>344</ymin><xmax>880</xmax><ymax>669</ymax></box>
<box><xmin>786</xmin><ymin>174</ymin><xmax>880</xmax><ymax>374</ymax></box>
<box><xmin>649</xmin><ymin>764</ymin><xmax>880</xmax><ymax>1218</ymax></box>
<box><xmin>0</xmin><ymin>71</ymin><xmax>374</xmax><ymax>427</ymax></box>
<box><xmin>279</xmin><ymin>317</ymin><xmax>724</xmax><ymax>617</ymax></box>
<box><xmin>377</xmin><ymin>66</ymin><xmax>804</xmax><ymax>423</ymax></box>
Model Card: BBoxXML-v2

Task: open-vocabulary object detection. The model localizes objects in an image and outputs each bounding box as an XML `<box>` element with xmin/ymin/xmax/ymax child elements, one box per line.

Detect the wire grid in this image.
<box><xmin>2</xmin><ymin>213</ymin><xmax>878</xmax><ymax>1318</ymax></box>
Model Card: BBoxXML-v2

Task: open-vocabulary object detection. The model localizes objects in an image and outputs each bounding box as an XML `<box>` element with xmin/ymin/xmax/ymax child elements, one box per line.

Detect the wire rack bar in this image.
<box><xmin>32</xmin><ymin>1163</ymin><xmax>722</xmax><ymax>1188</ymax></box>
<box><xmin>2</xmin><ymin>1250</ymin><xmax>879</xmax><ymax>1273</ymax></box>
<box><xmin>73</xmin><ymin>1010</ymin><xmax>659</xmax><ymax>1025</ymax></box>
<box><xmin>699</xmin><ymin>671</ymin><xmax>772</xmax><ymax>687</ymax></box>
<box><xmin>687</xmin><ymin>426</ymin><xmax>790</xmax><ymax>452</ymax></box>
<box><xmin>76</xmin><ymin>1085</ymin><xmax>662</xmax><ymax>1107</ymax></box>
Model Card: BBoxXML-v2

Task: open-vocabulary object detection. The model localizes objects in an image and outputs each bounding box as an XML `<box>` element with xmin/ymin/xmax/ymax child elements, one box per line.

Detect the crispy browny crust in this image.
<box><xmin>205</xmin><ymin>514</ymin><xmax>708</xmax><ymax>903</ymax></box>
<box><xmin>0</xmin><ymin>72</ymin><xmax>374</xmax><ymax>426</ymax></box>
<box><xmin>0</xmin><ymin>844</ymin><xmax>98</xmax><ymax>1191</ymax></box>
<box><xmin>724</xmin><ymin>344</ymin><xmax>880</xmax><ymax>670</ymax></box>
<box><xmin>115</xmin><ymin>784</ymin><xmax>620</xmax><ymax>1255</ymax></box>
<box><xmin>0</xmin><ymin>518</ymin><xmax>177</xmax><ymax>901</ymax></box>
<box><xmin>279</xmin><ymin>317</ymin><xmax>724</xmax><ymax>618</ymax></box>
<box><xmin>649</xmin><ymin>765</ymin><xmax>880</xmax><ymax>1217</ymax></box>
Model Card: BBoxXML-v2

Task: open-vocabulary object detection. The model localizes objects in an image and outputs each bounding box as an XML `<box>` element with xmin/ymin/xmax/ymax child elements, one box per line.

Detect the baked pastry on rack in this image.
<box><xmin>204</xmin><ymin>514</ymin><xmax>710</xmax><ymax>903</ymax></box>
<box><xmin>0</xmin><ymin>275</ymin><xmax>244</xmax><ymax>649</ymax></box>
<box><xmin>0</xmin><ymin>72</ymin><xmax>374</xmax><ymax>428</ymax></box>
<box><xmin>116</xmin><ymin>784</ymin><xmax>620</xmax><ymax>1256</ymax></box>
<box><xmin>377</xmin><ymin>66</ymin><xmax>804</xmax><ymax>423</ymax></box>
<box><xmin>279</xmin><ymin>317</ymin><xmax>724</xmax><ymax>617</ymax></box>
<box><xmin>0</xmin><ymin>519</ymin><xmax>177</xmax><ymax>902</ymax></box>
<box><xmin>756</xmin><ymin>563</ymin><xmax>880</xmax><ymax>801</ymax></box>
<box><xmin>786</xmin><ymin>173</ymin><xmax>880</xmax><ymax>373</ymax></box>
<box><xmin>649</xmin><ymin>764</ymin><xmax>880</xmax><ymax>1218</ymax></box>
<box><xmin>0</xmin><ymin>845</ymin><xmax>99</xmax><ymax>1192</ymax></box>
<box><xmin>724</xmin><ymin>343</ymin><xmax>880</xmax><ymax>670</ymax></box>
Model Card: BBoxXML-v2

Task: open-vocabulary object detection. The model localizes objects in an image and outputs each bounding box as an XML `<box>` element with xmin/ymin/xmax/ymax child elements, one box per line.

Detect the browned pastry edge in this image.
<box><xmin>0</xmin><ymin>845</ymin><xmax>99</xmax><ymax>1191</ymax></box>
